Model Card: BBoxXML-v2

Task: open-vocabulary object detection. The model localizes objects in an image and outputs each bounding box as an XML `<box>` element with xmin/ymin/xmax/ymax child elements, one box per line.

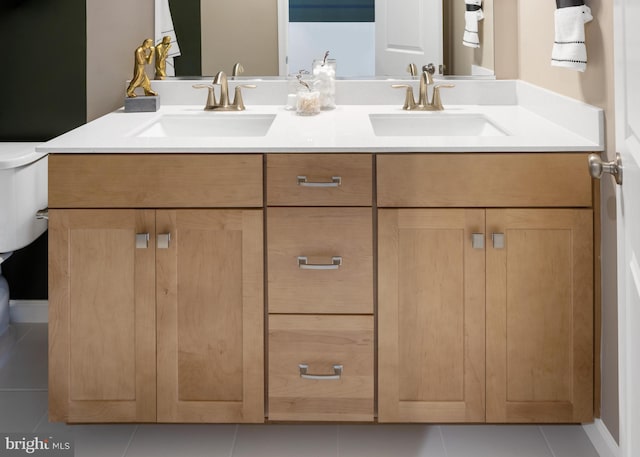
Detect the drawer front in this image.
<box><xmin>49</xmin><ymin>154</ymin><xmax>263</xmax><ymax>208</ymax></box>
<box><xmin>267</xmin><ymin>154</ymin><xmax>372</xmax><ymax>206</ymax></box>
<box><xmin>268</xmin><ymin>315</ymin><xmax>374</xmax><ymax>422</ymax></box>
<box><xmin>268</xmin><ymin>208</ymin><xmax>373</xmax><ymax>314</ymax></box>
<box><xmin>377</xmin><ymin>153</ymin><xmax>593</xmax><ymax>208</ymax></box>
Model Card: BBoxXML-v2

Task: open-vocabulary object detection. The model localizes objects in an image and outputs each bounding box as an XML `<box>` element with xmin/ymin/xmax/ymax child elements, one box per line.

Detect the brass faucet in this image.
<box><xmin>392</xmin><ymin>63</ymin><xmax>454</xmax><ymax>111</ymax></box>
<box><xmin>192</xmin><ymin>71</ymin><xmax>256</xmax><ymax>111</ymax></box>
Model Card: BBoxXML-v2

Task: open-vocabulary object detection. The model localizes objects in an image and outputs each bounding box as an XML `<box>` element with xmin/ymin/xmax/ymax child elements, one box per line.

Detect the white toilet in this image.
<box><xmin>0</xmin><ymin>143</ymin><xmax>48</xmax><ymax>335</ymax></box>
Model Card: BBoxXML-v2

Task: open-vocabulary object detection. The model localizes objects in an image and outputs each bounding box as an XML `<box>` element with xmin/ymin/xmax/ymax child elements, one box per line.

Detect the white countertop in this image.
<box><xmin>36</xmin><ymin>80</ymin><xmax>605</xmax><ymax>154</ymax></box>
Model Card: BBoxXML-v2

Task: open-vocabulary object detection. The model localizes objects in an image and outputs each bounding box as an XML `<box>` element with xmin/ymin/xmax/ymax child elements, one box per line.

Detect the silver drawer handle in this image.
<box><xmin>299</xmin><ymin>364</ymin><xmax>343</xmax><ymax>380</ymax></box>
<box><xmin>136</xmin><ymin>233</ymin><xmax>150</xmax><ymax>249</ymax></box>
<box><xmin>158</xmin><ymin>233</ymin><xmax>171</xmax><ymax>249</ymax></box>
<box><xmin>492</xmin><ymin>233</ymin><xmax>505</xmax><ymax>249</ymax></box>
<box><xmin>297</xmin><ymin>175</ymin><xmax>342</xmax><ymax>187</ymax></box>
<box><xmin>297</xmin><ymin>256</ymin><xmax>342</xmax><ymax>270</ymax></box>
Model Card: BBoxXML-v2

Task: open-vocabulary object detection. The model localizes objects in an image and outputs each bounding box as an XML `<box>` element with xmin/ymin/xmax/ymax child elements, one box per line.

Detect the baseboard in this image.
<box><xmin>583</xmin><ymin>419</ymin><xmax>620</xmax><ymax>457</ymax></box>
<box><xmin>9</xmin><ymin>300</ymin><xmax>48</xmax><ymax>324</ymax></box>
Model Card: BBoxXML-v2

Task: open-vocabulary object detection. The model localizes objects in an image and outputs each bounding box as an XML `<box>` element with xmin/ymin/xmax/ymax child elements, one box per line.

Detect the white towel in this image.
<box><xmin>463</xmin><ymin>0</ymin><xmax>484</xmax><ymax>49</ymax></box>
<box><xmin>551</xmin><ymin>5</ymin><xmax>593</xmax><ymax>72</ymax></box>
<box><xmin>155</xmin><ymin>0</ymin><xmax>182</xmax><ymax>76</ymax></box>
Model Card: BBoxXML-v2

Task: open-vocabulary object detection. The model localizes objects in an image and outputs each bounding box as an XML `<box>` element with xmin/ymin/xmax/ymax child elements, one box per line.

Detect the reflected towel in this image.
<box><xmin>551</xmin><ymin>5</ymin><xmax>593</xmax><ymax>72</ymax></box>
<box><xmin>155</xmin><ymin>0</ymin><xmax>182</xmax><ymax>76</ymax></box>
<box><xmin>463</xmin><ymin>0</ymin><xmax>484</xmax><ymax>49</ymax></box>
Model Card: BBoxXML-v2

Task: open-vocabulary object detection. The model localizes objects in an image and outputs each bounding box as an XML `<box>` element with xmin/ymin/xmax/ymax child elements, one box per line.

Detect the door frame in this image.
<box><xmin>277</xmin><ymin>0</ymin><xmax>288</xmax><ymax>75</ymax></box>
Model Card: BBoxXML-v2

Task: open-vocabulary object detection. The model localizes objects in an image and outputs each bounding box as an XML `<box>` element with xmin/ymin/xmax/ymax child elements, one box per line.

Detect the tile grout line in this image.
<box><xmin>31</xmin><ymin>409</ymin><xmax>49</xmax><ymax>433</ymax></box>
<box><xmin>538</xmin><ymin>425</ymin><xmax>559</xmax><ymax>457</ymax></box>
<box><xmin>228</xmin><ymin>424</ymin><xmax>239</xmax><ymax>457</ymax></box>
<box><xmin>438</xmin><ymin>426</ymin><xmax>450</xmax><ymax>457</ymax></box>
<box><xmin>336</xmin><ymin>425</ymin><xmax>340</xmax><ymax>457</ymax></box>
<box><xmin>120</xmin><ymin>424</ymin><xmax>139</xmax><ymax>457</ymax></box>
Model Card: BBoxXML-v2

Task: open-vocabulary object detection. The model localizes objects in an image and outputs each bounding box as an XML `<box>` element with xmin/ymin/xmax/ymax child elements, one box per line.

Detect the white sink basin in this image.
<box><xmin>369</xmin><ymin>113</ymin><xmax>508</xmax><ymax>137</ymax></box>
<box><xmin>133</xmin><ymin>113</ymin><xmax>276</xmax><ymax>138</ymax></box>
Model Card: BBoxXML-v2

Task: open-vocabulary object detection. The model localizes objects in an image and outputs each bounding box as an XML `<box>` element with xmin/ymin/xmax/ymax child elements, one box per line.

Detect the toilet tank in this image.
<box><xmin>0</xmin><ymin>143</ymin><xmax>48</xmax><ymax>253</ymax></box>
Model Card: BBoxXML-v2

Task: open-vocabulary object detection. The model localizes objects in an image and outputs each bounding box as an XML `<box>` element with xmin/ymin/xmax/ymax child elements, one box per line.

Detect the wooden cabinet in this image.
<box><xmin>377</xmin><ymin>154</ymin><xmax>594</xmax><ymax>424</ymax></box>
<box><xmin>156</xmin><ymin>210</ymin><xmax>264</xmax><ymax>423</ymax></box>
<box><xmin>49</xmin><ymin>155</ymin><xmax>264</xmax><ymax>423</ymax></box>
<box><xmin>49</xmin><ymin>151</ymin><xmax>595</xmax><ymax>425</ymax></box>
<box><xmin>49</xmin><ymin>210</ymin><xmax>156</xmax><ymax>423</ymax></box>
<box><xmin>378</xmin><ymin>209</ymin><xmax>486</xmax><ymax>422</ymax></box>
<box><xmin>268</xmin><ymin>207</ymin><xmax>373</xmax><ymax>314</ymax></box>
<box><xmin>269</xmin><ymin>315</ymin><xmax>374</xmax><ymax>421</ymax></box>
<box><xmin>485</xmin><ymin>209</ymin><xmax>593</xmax><ymax>423</ymax></box>
<box><xmin>266</xmin><ymin>154</ymin><xmax>375</xmax><ymax>421</ymax></box>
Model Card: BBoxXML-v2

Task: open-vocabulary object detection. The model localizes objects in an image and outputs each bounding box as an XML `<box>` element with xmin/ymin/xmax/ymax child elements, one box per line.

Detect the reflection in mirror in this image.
<box><xmin>158</xmin><ymin>0</ymin><xmax>494</xmax><ymax>78</ymax></box>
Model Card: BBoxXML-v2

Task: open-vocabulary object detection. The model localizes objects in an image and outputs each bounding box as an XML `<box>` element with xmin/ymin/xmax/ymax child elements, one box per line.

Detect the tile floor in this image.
<box><xmin>0</xmin><ymin>323</ymin><xmax>602</xmax><ymax>457</ymax></box>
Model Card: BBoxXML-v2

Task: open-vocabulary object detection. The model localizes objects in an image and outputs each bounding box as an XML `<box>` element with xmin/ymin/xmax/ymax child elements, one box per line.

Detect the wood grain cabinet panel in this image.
<box><xmin>269</xmin><ymin>315</ymin><xmax>374</xmax><ymax>421</ymax></box>
<box><xmin>49</xmin><ymin>208</ymin><xmax>264</xmax><ymax>424</ymax></box>
<box><xmin>49</xmin><ymin>154</ymin><xmax>263</xmax><ymax>208</ymax></box>
<box><xmin>49</xmin><ymin>210</ymin><xmax>156</xmax><ymax>423</ymax></box>
<box><xmin>486</xmin><ymin>209</ymin><xmax>593</xmax><ymax>423</ymax></box>
<box><xmin>378</xmin><ymin>209</ymin><xmax>486</xmax><ymax>422</ymax></box>
<box><xmin>156</xmin><ymin>210</ymin><xmax>264</xmax><ymax>423</ymax></box>
<box><xmin>268</xmin><ymin>207</ymin><xmax>373</xmax><ymax>314</ymax></box>
<box><xmin>377</xmin><ymin>153</ymin><xmax>592</xmax><ymax>208</ymax></box>
<box><xmin>266</xmin><ymin>154</ymin><xmax>372</xmax><ymax>206</ymax></box>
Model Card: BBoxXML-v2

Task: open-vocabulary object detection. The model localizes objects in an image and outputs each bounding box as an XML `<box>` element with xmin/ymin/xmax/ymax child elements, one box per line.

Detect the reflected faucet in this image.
<box><xmin>192</xmin><ymin>70</ymin><xmax>256</xmax><ymax>111</ymax></box>
<box><xmin>232</xmin><ymin>62</ymin><xmax>244</xmax><ymax>79</ymax></box>
<box><xmin>392</xmin><ymin>63</ymin><xmax>455</xmax><ymax>111</ymax></box>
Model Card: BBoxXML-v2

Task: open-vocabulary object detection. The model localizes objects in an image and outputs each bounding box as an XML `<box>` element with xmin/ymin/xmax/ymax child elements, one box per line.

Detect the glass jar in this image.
<box><xmin>296</xmin><ymin>89</ymin><xmax>320</xmax><ymax>116</ymax></box>
<box><xmin>311</xmin><ymin>59</ymin><xmax>336</xmax><ymax>110</ymax></box>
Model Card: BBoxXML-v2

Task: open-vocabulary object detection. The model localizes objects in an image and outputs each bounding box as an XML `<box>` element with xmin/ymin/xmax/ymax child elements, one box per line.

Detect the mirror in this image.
<box><xmin>157</xmin><ymin>0</ymin><xmax>494</xmax><ymax>78</ymax></box>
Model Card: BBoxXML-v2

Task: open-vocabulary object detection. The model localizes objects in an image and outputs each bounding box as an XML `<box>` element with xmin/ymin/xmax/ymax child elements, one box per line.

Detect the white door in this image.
<box><xmin>375</xmin><ymin>0</ymin><xmax>443</xmax><ymax>75</ymax></box>
<box><xmin>614</xmin><ymin>1</ymin><xmax>640</xmax><ymax>457</ymax></box>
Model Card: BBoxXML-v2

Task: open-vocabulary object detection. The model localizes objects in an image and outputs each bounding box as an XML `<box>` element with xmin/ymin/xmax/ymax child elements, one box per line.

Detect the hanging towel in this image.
<box><xmin>155</xmin><ymin>0</ymin><xmax>182</xmax><ymax>76</ymax></box>
<box><xmin>463</xmin><ymin>0</ymin><xmax>484</xmax><ymax>48</ymax></box>
<box><xmin>551</xmin><ymin>4</ymin><xmax>593</xmax><ymax>72</ymax></box>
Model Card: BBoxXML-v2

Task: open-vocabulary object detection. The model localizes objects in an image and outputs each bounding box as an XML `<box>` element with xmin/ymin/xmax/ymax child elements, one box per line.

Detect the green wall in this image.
<box><xmin>0</xmin><ymin>0</ymin><xmax>86</xmax><ymax>299</ymax></box>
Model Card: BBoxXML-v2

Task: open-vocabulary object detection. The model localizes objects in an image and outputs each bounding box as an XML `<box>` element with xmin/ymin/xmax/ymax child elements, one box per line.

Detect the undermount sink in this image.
<box><xmin>369</xmin><ymin>113</ymin><xmax>508</xmax><ymax>137</ymax></box>
<box><xmin>133</xmin><ymin>113</ymin><xmax>276</xmax><ymax>138</ymax></box>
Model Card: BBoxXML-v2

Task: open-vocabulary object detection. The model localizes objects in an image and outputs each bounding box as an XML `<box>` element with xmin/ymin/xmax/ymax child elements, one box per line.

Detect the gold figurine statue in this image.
<box><xmin>126</xmin><ymin>38</ymin><xmax>158</xmax><ymax>98</ymax></box>
<box><xmin>155</xmin><ymin>36</ymin><xmax>172</xmax><ymax>80</ymax></box>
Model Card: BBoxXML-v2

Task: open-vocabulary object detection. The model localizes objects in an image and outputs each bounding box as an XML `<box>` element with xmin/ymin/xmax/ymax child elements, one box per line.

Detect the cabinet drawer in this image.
<box><xmin>268</xmin><ymin>208</ymin><xmax>373</xmax><ymax>314</ymax></box>
<box><xmin>268</xmin><ymin>315</ymin><xmax>374</xmax><ymax>422</ymax></box>
<box><xmin>267</xmin><ymin>154</ymin><xmax>372</xmax><ymax>206</ymax></box>
<box><xmin>49</xmin><ymin>154</ymin><xmax>263</xmax><ymax>208</ymax></box>
<box><xmin>377</xmin><ymin>153</ymin><xmax>592</xmax><ymax>207</ymax></box>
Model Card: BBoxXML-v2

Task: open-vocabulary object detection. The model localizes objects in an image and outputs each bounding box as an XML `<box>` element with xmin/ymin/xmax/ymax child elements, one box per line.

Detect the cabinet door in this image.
<box><xmin>49</xmin><ymin>210</ymin><xmax>156</xmax><ymax>422</ymax></box>
<box><xmin>486</xmin><ymin>209</ymin><xmax>593</xmax><ymax>422</ymax></box>
<box><xmin>378</xmin><ymin>209</ymin><xmax>486</xmax><ymax>422</ymax></box>
<box><xmin>156</xmin><ymin>210</ymin><xmax>264</xmax><ymax>423</ymax></box>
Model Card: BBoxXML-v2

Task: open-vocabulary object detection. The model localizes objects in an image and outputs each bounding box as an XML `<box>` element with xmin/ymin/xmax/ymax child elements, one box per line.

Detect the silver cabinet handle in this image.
<box><xmin>471</xmin><ymin>233</ymin><xmax>485</xmax><ymax>249</ymax></box>
<box><xmin>297</xmin><ymin>256</ymin><xmax>342</xmax><ymax>270</ymax></box>
<box><xmin>492</xmin><ymin>233</ymin><xmax>505</xmax><ymax>249</ymax></box>
<box><xmin>157</xmin><ymin>233</ymin><xmax>171</xmax><ymax>249</ymax></box>
<box><xmin>588</xmin><ymin>153</ymin><xmax>623</xmax><ymax>185</ymax></box>
<box><xmin>297</xmin><ymin>175</ymin><xmax>342</xmax><ymax>187</ymax></box>
<box><xmin>136</xmin><ymin>233</ymin><xmax>150</xmax><ymax>249</ymax></box>
<box><xmin>299</xmin><ymin>364</ymin><xmax>343</xmax><ymax>380</ymax></box>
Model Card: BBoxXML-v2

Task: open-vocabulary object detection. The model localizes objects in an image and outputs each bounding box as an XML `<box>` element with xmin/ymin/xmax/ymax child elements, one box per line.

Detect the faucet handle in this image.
<box><xmin>193</xmin><ymin>83</ymin><xmax>217</xmax><ymax>110</ymax></box>
<box><xmin>232</xmin><ymin>84</ymin><xmax>257</xmax><ymax>111</ymax></box>
<box><xmin>392</xmin><ymin>84</ymin><xmax>417</xmax><ymax>110</ymax></box>
<box><xmin>431</xmin><ymin>84</ymin><xmax>455</xmax><ymax>110</ymax></box>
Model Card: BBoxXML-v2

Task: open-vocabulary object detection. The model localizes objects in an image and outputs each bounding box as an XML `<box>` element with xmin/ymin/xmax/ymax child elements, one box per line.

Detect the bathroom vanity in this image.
<box><xmin>40</xmin><ymin>79</ymin><xmax>603</xmax><ymax>424</ymax></box>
